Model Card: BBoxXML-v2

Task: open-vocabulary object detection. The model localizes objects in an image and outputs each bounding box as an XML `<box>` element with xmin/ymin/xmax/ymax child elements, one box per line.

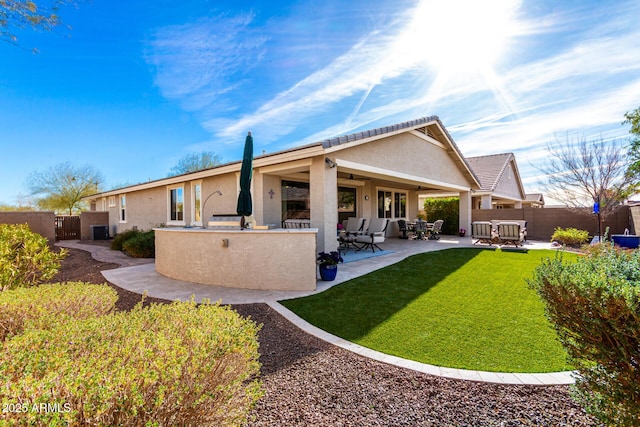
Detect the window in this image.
<box><xmin>338</xmin><ymin>187</ymin><xmax>357</xmax><ymax>224</ymax></box>
<box><xmin>378</xmin><ymin>191</ymin><xmax>392</xmax><ymax>218</ymax></box>
<box><xmin>169</xmin><ymin>187</ymin><xmax>184</xmax><ymax>222</ymax></box>
<box><xmin>108</xmin><ymin>196</ymin><xmax>116</xmax><ymax>207</ymax></box>
<box><xmin>394</xmin><ymin>192</ymin><xmax>407</xmax><ymax>218</ymax></box>
<box><xmin>377</xmin><ymin>189</ymin><xmax>407</xmax><ymax>219</ymax></box>
<box><xmin>282</xmin><ymin>180</ymin><xmax>310</xmax><ymax>220</ymax></box>
<box><xmin>120</xmin><ymin>195</ymin><xmax>126</xmax><ymax>222</ymax></box>
<box><xmin>192</xmin><ymin>183</ymin><xmax>202</xmax><ymax>224</ymax></box>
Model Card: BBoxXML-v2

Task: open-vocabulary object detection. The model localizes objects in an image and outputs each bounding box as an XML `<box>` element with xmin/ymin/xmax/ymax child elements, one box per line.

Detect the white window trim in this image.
<box><xmin>167</xmin><ymin>184</ymin><xmax>186</xmax><ymax>226</ymax></box>
<box><xmin>108</xmin><ymin>196</ymin><xmax>116</xmax><ymax>208</ymax></box>
<box><xmin>191</xmin><ymin>181</ymin><xmax>203</xmax><ymax>226</ymax></box>
<box><xmin>376</xmin><ymin>186</ymin><xmax>408</xmax><ymax>219</ymax></box>
<box><xmin>119</xmin><ymin>195</ymin><xmax>127</xmax><ymax>223</ymax></box>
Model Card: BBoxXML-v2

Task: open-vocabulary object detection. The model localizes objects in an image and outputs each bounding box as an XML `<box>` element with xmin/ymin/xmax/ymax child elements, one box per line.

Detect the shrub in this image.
<box><xmin>0</xmin><ymin>282</ymin><xmax>118</xmax><ymax>341</ymax></box>
<box><xmin>423</xmin><ymin>197</ymin><xmax>459</xmax><ymax>235</ymax></box>
<box><xmin>110</xmin><ymin>229</ymin><xmax>140</xmax><ymax>251</ymax></box>
<box><xmin>550</xmin><ymin>227</ymin><xmax>589</xmax><ymax>246</ymax></box>
<box><xmin>0</xmin><ymin>223</ymin><xmax>67</xmax><ymax>291</ymax></box>
<box><xmin>0</xmin><ymin>300</ymin><xmax>263</xmax><ymax>426</ymax></box>
<box><xmin>122</xmin><ymin>230</ymin><xmax>155</xmax><ymax>258</ymax></box>
<box><xmin>527</xmin><ymin>246</ymin><xmax>640</xmax><ymax>426</ymax></box>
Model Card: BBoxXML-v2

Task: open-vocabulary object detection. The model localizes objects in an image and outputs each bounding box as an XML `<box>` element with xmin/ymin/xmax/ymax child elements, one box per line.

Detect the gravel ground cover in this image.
<box><xmin>52</xmin><ymin>244</ymin><xmax>601</xmax><ymax>426</ymax></box>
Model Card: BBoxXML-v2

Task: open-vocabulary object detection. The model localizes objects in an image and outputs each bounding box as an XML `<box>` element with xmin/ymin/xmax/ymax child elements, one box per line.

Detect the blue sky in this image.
<box><xmin>1</xmin><ymin>0</ymin><xmax>639</xmax><ymax>205</ymax></box>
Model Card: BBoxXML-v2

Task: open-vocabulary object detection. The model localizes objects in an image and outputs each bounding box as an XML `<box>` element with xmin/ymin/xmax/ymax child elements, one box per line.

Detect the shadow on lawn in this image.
<box><xmin>281</xmin><ymin>248</ymin><xmax>491</xmax><ymax>341</ymax></box>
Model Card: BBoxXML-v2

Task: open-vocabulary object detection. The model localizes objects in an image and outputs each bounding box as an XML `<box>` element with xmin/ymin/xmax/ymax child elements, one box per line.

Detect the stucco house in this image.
<box><xmin>465</xmin><ymin>153</ymin><xmax>527</xmax><ymax>209</ymax></box>
<box><xmin>85</xmin><ymin>116</ymin><xmax>482</xmax><ymax>254</ymax></box>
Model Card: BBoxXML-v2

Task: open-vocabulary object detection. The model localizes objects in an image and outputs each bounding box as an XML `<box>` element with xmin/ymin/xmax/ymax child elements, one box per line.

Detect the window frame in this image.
<box><xmin>191</xmin><ymin>181</ymin><xmax>203</xmax><ymax>226</ymax></box>
<box><xmin>376</xmin><ymin>187</ymin><xmax>408</xmax><ymax>219</ymax></box>
<box><xmin>167</xmin><ymin>185</ymin><xmax>186</xmax><ymax>226</ymax></box>
<box><xmin>119</xmin><ymin>195</ymin><xmax>126</xmax><ymax>223</ymax></box>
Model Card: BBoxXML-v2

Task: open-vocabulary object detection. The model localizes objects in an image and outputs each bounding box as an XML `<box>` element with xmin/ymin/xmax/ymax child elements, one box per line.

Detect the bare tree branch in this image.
<box><xmin>537</xmin><ymin>135</ymin><xmax>633</xmax><ymax>217</ymax></box>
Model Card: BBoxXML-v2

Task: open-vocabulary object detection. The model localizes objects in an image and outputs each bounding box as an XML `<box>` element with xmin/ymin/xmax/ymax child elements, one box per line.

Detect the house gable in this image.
<box><xmin>467</xmin><ymin>153</ymin><xmax>526</xmax><ymax>200</ymax></box>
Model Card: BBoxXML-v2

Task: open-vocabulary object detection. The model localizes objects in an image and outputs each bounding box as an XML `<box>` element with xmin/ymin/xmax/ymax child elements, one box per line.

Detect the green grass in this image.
<box><xmin>281</xmin><ymin>248</ymin><xmax>577</xmax><ymax>373</ymax></box>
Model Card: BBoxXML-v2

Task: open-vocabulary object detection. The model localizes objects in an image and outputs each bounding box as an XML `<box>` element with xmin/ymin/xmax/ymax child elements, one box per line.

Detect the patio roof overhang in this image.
<box><xmin>335</xmin><ymin>159</ymin><xmax>472</xmax><ymax>193</ymax></box>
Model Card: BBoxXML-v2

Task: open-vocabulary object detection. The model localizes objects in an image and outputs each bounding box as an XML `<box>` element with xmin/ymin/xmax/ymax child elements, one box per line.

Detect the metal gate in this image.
<box><xmin>55</xmin><ymin>216</ymin><xmax>81</xmax><ymax>240</ymax></box>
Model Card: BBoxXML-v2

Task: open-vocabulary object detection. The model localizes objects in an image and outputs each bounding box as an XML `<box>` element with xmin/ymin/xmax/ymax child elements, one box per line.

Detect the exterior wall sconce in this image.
<box><xmin>364</xmin><ymin>195</ymin><xmax>369</xmax><ymax>201</ymax></box>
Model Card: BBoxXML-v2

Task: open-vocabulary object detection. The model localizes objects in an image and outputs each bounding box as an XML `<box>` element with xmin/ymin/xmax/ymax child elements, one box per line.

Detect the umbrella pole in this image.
<box><xmin>240</xmin><ymin>216</ymin><xmax>246</xmax><ymax>229</ymax></box>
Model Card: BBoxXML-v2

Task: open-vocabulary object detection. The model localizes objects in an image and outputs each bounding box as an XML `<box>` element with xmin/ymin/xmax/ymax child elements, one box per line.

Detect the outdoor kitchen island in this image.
<box><xmin>154</xmin><ymin>226</ymin><xmax>318</xmax><ymax>291</ymax></box>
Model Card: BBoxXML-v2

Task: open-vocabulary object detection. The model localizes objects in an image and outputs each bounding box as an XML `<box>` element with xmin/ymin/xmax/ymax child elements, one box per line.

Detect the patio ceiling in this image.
<box><xmin>335</xmin><ymin>159</ymin><xmax>471</xmax><ymax>193</ymax></box>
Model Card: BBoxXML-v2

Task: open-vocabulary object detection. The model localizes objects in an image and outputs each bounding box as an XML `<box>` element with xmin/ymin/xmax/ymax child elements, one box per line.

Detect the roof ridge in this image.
<box><xmin>320</xmin><ymin>115</ymin><xmax>440</xmax><ymax>148</ymax></box>
<box><xmin>467</xmin><ymin>152</ymin><xmax>514</xmax><ymax>160</ymax></box>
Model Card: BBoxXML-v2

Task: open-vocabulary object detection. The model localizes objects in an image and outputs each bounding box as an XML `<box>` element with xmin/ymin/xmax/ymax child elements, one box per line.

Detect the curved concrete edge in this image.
<box><xmin>267</xmin><ymin>301</ymin><xmax>577</xmax><ymax>386</ymax></box>
<box><xmin>59</xmin><ymin>239</ymin><xmax>577</xmax><ymax>386</ymax></box>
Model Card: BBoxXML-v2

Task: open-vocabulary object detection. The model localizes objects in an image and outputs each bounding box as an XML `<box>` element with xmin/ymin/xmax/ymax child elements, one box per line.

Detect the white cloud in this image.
<box><xmin>146</xmin><ymin>13</ymin><xmax>267</xmax><ymax>111</ymax></box>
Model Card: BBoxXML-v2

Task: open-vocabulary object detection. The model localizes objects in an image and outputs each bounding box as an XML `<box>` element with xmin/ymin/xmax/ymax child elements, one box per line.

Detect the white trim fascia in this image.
<box><xmin>490</xmin><ymin>193</ymin><xmax>525</xmax><ymax>203</ymax></box>
<box><xmin>409</xmin><ymin>130</ymin><xmax>447</xmax><ymax>149</ymax></box>
<box><xmin>258</xmin><ymin>158</ymin><xmax>313</xmax><ymax>175</ymax></box>
<box><xmin>335</xmin><ymin>158</ymin><xmax>472</xmax><ymax>192</ymax></box>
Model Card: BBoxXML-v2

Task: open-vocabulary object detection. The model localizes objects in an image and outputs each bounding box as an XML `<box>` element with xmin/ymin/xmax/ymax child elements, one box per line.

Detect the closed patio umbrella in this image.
<box><xmin>236</xmin><ymin>131</ymin><xmax>253</xmax><ymax>229</ymax></box>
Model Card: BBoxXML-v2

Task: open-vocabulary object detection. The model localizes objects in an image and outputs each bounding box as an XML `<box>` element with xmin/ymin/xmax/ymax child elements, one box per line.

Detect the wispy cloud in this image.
<box><xmin>146</xmin><ymin>12</ymin><xmax>267</xmax><ymax>111</ymax></box>
<box><xmin>146</xmin><ymin>0</ymin><xmax>640</xmax><ymax>168</ymax></box>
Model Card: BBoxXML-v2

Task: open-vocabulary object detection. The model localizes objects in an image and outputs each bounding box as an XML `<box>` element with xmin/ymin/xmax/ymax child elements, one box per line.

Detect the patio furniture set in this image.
<box><xmin>338</xmin><ymin>217</ymin><xmax>445</xmax><ymax>253</ymax></box>
<box><xmin>471</xmin><ymin>220</ymin><xmax>527</xmax><ymax>247</ymax></box>
<box><xmin>397</xmin><ymin>219</ymin><xmax>443</xmax><ymax>241</ymax></box>
<box><xmin>338</xmin><ymin>217</ymin><xmax>390</xmax><ymax>253</ymax></box>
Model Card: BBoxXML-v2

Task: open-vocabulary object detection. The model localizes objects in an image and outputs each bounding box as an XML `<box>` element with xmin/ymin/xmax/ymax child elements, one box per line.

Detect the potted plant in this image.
<box><xmin>317</xmin><ymin>251</ymin><xmax>343</xmax><ymax>281</ymax></box>
<box><xmin>459</xmin><ymin>228</ymin><xmax>466</xmax><ymax>237</ymax></box>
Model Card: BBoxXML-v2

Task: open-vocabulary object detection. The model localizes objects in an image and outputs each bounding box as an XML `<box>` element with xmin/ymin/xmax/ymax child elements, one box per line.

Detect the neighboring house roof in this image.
<box><xmin>525</xmin><ymin>193</ymin><xmax>545</xmax><ymax>203</ymax></box>
<box><xmin>466</xmin><ymin>153</ymin><xmax>526</xmax><ymax>198</ymax></box>
<box><xmin>87</xmin><ymin>116</ymin><xmax>480</xmax><ymax>199</ymax></box>
<box><xmin>525</xmin><ymin>193</ymin><xmax>545</xmax><ymax>206</ymax></box>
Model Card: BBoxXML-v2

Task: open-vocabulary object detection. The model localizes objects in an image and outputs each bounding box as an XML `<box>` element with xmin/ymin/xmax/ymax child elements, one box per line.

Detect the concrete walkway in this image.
<box><xmin>56</xmin><ymin>238</ymin><xmax>576</xmax><ymax>386</ymax></box>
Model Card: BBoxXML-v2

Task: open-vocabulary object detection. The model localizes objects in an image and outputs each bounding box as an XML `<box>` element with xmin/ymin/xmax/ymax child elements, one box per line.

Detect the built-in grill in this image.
<box><xmin>207</xmin><ymin>215</ymin><xmax>242</xmax><ymax>229</ymax></box>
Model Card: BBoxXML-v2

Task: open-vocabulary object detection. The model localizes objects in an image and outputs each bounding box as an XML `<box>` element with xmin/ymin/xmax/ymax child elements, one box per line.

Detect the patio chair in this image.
<box><xmin>471</xmin><ymin>221</ymin><xmax>494</xmax><ymax>245</ymax></box>
<box><xmin>412</xmin><ymin>220</ymin><xmax>428</xmax><ymax>240</ymax></box>
<box><xmin>497</xmin><ymin>222</ymin><xmax>524</xmax><ymax>247</ymax></box>
<box><xmin>338</xmin><ymin>217</ymin><xmax>365</xmax><ymax>251</ymax></box>
<box><xmin>428</xmin><ymin>219</ymin><xmax>443</xmax><ymax>240</ymax></box>
<box><xmin>355</xmin><ymin>218</ymin><xmax>389</xmax><ymax>252</ymax></box>
<box><xmin>398</xmin><ymin>219</ymin><xmax>409</xmax><ymax>239</ymax></box>
<box><xmin>341</xmin><ymin>217</ymin><xmax>364</xmax><ymax>236</ymax></box>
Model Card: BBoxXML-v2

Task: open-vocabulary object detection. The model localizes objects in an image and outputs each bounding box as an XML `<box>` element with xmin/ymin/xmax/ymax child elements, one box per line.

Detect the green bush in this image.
<box><xmin>0</xmin><ymin>282</ymin><xmax>118</xmax><ymax>342</ymax></box>
<box><xmin>122</xmin><ymin>230</ymin><xmax>155</xmax><ymax>258</ymax></box>
<box><xmin>0</xmin><ymin>300</ymin><xmax>263</xmax><ymax>426</ymax></box>
<box><xmin>0</xmin><ymin>223</ymin><xmax>67</xmax><ymax>291</ymax></box>
<box><xmin>110</xmin><ymin>229</ymin><xmax>140</xmax><ymax>251</ymax></box>
<box><xmin>423</xmin><ymin>197</ymin><xmax>459</xmax><ymax>235</ymax></box>
<box><xmin>527</xmin><ymin>246</ymin><xmax>640</xmax><ymax>426</ymax></box>
<box><xmin>550</xmin><ymin>227</ymin><xmax>589</xmax><ymax>246</ymax></box>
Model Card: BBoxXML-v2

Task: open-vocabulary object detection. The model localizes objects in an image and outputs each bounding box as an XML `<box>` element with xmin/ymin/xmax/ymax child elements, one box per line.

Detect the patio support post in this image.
<box><xmin>459</xmin><ymin>190</ymin><xmax>472</xmax><ymax>236</ymax></box>
<box><xmin>310</xmin><ymin>156</ymin><xmax>338</xmax><ymax>253</ymax></box>
<box><xmin>253</xmin><ymin>170</ymin><xmax>264</xmax><ymax>225</ymax></box>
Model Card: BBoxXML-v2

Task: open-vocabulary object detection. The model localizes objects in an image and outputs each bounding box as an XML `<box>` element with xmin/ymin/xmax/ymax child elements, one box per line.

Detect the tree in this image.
<box><xmin>168</xmin><ymin>151</ymin><xmax>223</xmax><ymax>177</ymax></box>
<box><xmin>1</xmin><ymin>0</ymin><xmax>74</xmax><ymax>52</ymax></box>
<box><xmin>538</xmin><ymin>135</ymin><xmax>633</xmax><ymax>217</ymax></box>
<box><xmin>26</xmin><ymin>162</ymin><xmax>103</xmax><ymax>215</ymax></box>
<box><xmin>624</xmin><ymin>107</ymin><xmax>640</xmax><ymax>180</ymax></box>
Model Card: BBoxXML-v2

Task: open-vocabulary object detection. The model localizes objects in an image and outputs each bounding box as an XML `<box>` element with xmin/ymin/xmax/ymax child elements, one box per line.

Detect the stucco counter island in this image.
<box><xmin>154</xmin><ymin>227</ymin><xmax>318</xmax><ymax>291</ymax></box>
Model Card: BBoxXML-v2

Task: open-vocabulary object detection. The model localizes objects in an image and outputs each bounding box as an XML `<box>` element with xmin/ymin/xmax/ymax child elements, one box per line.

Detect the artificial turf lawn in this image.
<box><xmin>281</xmin><ymin>248</ymin><xmax>577</xmax><ymax>373</ymax></box>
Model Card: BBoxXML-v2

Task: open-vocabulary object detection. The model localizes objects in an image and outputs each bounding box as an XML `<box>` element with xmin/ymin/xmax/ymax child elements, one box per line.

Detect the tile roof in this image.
<box><xmin>465</xmin><ymin>153</ymin><xmax>515</xmax><ymax>191</ymax></box>
<box><xmin>320</xmin><ymin>115</ymin><xmax>440</xmax><ymax>148</ymax></box>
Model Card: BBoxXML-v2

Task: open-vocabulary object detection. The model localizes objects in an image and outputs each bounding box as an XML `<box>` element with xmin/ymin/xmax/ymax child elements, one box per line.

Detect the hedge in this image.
<box><xmin>0</xmin><ymin>223</ymin><xmax>66</xmax><ymax>291</ymax></box>
<box><xmin>0</xmin><ymin>282</ymin><xmax>118</xmax><ymax>341</ymax></box>
<box><xmin>527</xmin><ymin>245</ymin><xmax>640</xmax><ymax>426</ymax></box>
<box><xmin>0</xmin><ymin>299</ymin><xmax>263</xmax><ymax>426</ymax></box>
